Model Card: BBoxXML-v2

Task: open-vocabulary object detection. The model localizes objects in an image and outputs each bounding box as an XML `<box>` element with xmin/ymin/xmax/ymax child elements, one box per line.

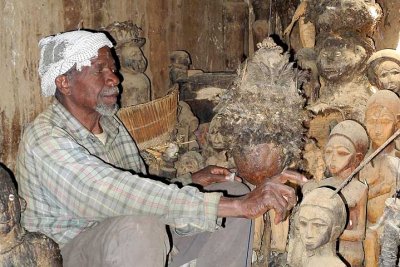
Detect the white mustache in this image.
<box><xmin>101</xmin><ymin>86</ymin><xmax>119</xmax><ymax>96</ymax></box>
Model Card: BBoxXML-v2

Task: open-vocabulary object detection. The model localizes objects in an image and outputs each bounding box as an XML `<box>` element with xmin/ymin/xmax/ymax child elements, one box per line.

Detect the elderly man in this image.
<box><xmin>16</xmin><ymin>30</ymin><xmax>305</xmax><ymax>267</ymax></box>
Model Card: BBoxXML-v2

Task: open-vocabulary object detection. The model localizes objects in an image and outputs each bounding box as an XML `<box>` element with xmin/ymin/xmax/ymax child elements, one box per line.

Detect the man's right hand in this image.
<box><xmin>217</xmin><ymin>170</ymin><xmax>307</xmax><ymax>223</ymax></box>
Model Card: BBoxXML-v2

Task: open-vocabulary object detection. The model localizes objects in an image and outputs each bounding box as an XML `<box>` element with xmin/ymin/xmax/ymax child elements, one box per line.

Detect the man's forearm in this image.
<box><xmin>217</xmin><ymin>197</ymin><xmax>244</xmax><ymax>218</ymax></box>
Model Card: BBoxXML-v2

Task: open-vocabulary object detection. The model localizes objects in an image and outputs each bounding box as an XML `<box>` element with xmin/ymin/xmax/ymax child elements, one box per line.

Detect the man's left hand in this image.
<box><xmin>191</xmin><ymin>165</ymin><xmax>242</xmax><ymax>187</ymax></box>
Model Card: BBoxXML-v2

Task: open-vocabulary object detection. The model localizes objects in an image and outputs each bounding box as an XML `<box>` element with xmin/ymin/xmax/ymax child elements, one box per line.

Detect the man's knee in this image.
<box><xmin>103</xmin><ymin>216</ymin><xmax>169</xmax><ymax>248</ymax></box>
<box><xmin>62</xmin><ymin>216</ymin><xmax>170</xmax><ymax>267</ymax></box>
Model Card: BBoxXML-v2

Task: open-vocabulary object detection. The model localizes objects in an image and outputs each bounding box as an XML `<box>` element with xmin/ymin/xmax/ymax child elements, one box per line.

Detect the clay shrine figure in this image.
<box><xmin>103</xmin><ymin>21</ymin><xmax>151</xmax><ymax>107</ymax></box>
<box><xmin>0</xmin><ymin>164</ymin><xmax>62</xmax><ymax>266</ymax></box>
<box><xmin>209</xmin><ymin>37</ymin><xmax>307</xmax><ymax>264</ymax></box>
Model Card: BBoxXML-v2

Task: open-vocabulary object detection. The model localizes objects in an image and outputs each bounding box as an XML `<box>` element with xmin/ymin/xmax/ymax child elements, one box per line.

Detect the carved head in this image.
<box><xmin>118</xmin><ymin>42</ymin><xmax>147</xmax><ymax>72</ymax></box>
<box><xmin>0</xmin><ymin>167</ymin><xmax>21</xmax><ymax>235</ymax></box>
<box><xmin>317</xmin><ymin>36</ymin><xmax>368</xmax><ymax>82</ymax></box>
<box><xmin>207</xmin><ymin>114</ymin><xmax>234</xmax><ymax>151</ymax></box>
<box><xmin>365</xmin><ymin>90</ymin><xmax>400</xmax><ymax>149</ymax></box>
<box><xmin>324</xmin><ymin>120</ymin><xmax>368</xmax><ymax>178</ymax></box>
<box><xmin>367</xmin><ymin>49</ymin><xmax>400</xmax><ymax>94</ymax></box>
<box><xmin>103</xmin><ymin>21</ymin><xmax>147</xmax><ymax>72</ymax></box>
<box><xmin>298</xmin><ymin>187</ymin><xmax>347</xmax><ymax>251</ymax></box>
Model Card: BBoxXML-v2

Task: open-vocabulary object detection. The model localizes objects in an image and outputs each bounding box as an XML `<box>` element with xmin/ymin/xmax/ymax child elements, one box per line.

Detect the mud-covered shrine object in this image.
<box><xmin>367</xmin><ymin>49</ymin><xmax>400</xmax><ymax>95</ymax></box>
<box><xmin>303</xmin><ymin>120</ymin><xmax>369</xmax><ymax>266</ymax></box>
<box><xmin>287</xmin><ymin>187</ymin><xmax>348</xmax><ymax>267</ymax></box>
<box><xmin>360</xmin><ymin>89</ymin><xmax>400</xmax><ymax>267</ymax></box>
<box><xmin>0</xmin><ymin>165</ymin><xmax>62</xmax><ymax>266</ymax></box>
<box><xmin>103</xmin><ymin>21</ymin><xmax>150</xmax><ymax>107</ymax></box>
<box><xmin>210</xmin><ymin>38</ymin><xmax>306</xmax><ymax>263</ymax></box>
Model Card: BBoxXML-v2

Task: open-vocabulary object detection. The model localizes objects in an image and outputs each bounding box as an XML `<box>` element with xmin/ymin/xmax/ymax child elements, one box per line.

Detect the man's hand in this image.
<box><xmin>218</xmin><ymin>170</ymin><xmax>307</xmax><ymax>223</ymax></box>
<box><xmin>270</xmin><ymin>169</ymin><xmax>308</xmax><ymax>186</ymax></box>
<box><xmin>191</xmin><ymin>165</ymin><xmax>242</xmax><ymax>187</ymax></box>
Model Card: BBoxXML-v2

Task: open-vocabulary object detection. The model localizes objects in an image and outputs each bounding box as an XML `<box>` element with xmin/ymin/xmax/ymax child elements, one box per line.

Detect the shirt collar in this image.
<box><xmin>51</xmin><ymin>99</ymin><xmax>120</xmax><ymax>142</ymax></box>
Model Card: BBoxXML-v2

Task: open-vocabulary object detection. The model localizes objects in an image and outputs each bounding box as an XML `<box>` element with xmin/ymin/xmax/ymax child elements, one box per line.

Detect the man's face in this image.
<box><xmin>365</xmin><ymin>106</ymin><xmax>396</xmax><ymax>148</ymax></box>
<box><xmin>324</xmin><ymin>135</ymin><xmax>356</xmax><ymax>177</ymax></box>
<box><xmin>298</xmin><ymin>206</ymin><xmax>332</xmax><ymax>251</ymax></box>
<box><xmin>375</xmin><ymin>61</ymin><xmax>400</xmax><ymax>93</ymax></box>
<box><xmin>68</xmin><ymin>46</ymin><xmax>120</xmax><ymax>116</ymax></box>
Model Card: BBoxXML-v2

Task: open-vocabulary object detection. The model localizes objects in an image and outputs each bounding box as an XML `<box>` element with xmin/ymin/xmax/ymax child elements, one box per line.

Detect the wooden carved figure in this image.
<box><xmin>367</xmin><ymin>49</ymin><xmax>400</xmax><ymax>95</ymax></box>
<box><xmin>288</xmin><ymin>187</ymin><xmax>347</xmax><ymax>267</ymax></box>
<box><xmin>0</xmin><ymin>165</ymin><xmax>62</xmax><ymax>266</ymax></box>
<box><xmin>360</xmin><ymin>89</ymin><xmax>400</xmax><ymax>267</ymax></box>
<box><xmin>304</xmin><ymin>120</ymin><xmax>369</xmax><ymax>266</ymax></box>
<box><xmin>104</xmin><ymin>21</ymin><xmax>151</xmax><ymax>107</ymax></box>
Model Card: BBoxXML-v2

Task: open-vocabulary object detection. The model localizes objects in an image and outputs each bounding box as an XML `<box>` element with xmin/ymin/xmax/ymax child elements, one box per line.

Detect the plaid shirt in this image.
<box><xmin>16</xmin><ymin>100</ymin><xmax>221</xmax><ymax>246</ymax></box>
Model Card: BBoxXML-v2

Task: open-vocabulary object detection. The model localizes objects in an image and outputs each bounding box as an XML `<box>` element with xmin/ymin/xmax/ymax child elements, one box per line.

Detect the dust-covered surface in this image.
<box><xmin>213</xmin><ymin>38</ymin><xmax>307</xmax><ymax>167</ymax></box>
<box><xmin>304</xmin><ymin>0</ymin><xmax>382</xmax><ymax>36</ymax></box>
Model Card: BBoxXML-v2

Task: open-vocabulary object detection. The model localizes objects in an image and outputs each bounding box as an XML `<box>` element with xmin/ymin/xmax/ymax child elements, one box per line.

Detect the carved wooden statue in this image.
<box><xmin>360</xmin><ymin>89</ymin><xmax>400</xmax><ymax>267</ymax></box>
<box><xmin>287</xmin><ymin>187</ymin><xmax>347</xmax><ymax>267</ymax></box>
<box><xmin>303</xmin><ymin>120</ymin><xmax>369</xmax><ymax>266</ymax></box>
<box><xmin>367</xmin><ymin>49</ymin><xmax>400</xmax><ymax>95</ymax></box>
<box><xmin>0</xmin><ymin>165</ymin><xmax>62</xmax><ymax>266</ymax></box>
<box><xmin>104</xmin><ymin>21</ymin><xmax>151</xmax><ymax>107</ymax></box>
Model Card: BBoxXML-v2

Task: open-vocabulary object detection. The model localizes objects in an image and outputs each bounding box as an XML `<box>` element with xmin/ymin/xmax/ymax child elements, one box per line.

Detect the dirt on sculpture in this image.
<box><xmin>0</xmin><ymin>165</ymin><xmax>62</xmax><ymax>266</ymax></box>
<box><xmin>103</xmin><ymin>21</ymin><xmax>151</xmax><ymax>107</ymax></box>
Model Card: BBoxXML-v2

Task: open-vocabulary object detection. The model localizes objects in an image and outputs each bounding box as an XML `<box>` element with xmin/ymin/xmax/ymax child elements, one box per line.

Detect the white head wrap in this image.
<box><xmin>38</xmin><ymin>30</ymin><xmax>113</xmax><ymax>96</ymax></box>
